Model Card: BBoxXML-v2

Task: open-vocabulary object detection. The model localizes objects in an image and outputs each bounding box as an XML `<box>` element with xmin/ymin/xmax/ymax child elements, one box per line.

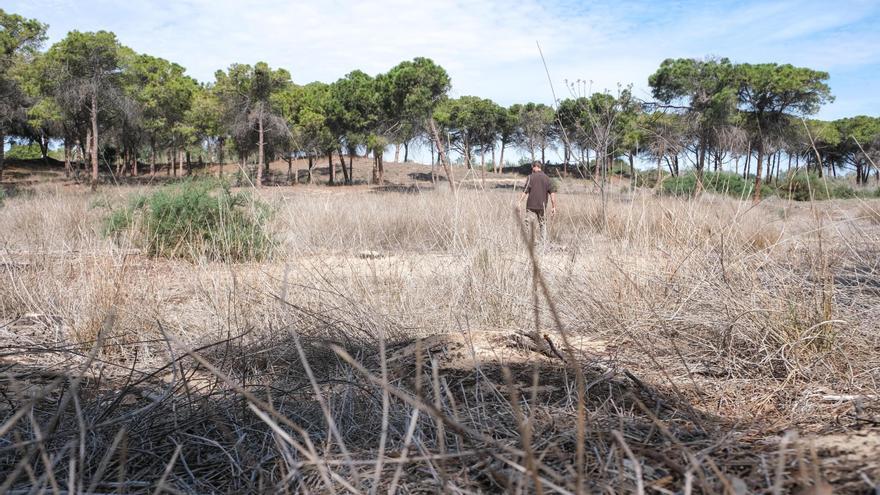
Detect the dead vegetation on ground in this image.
<box><xmin>1</xmin><ymin>181</ymin><xmax>879</xmax><ymax>493</ymax></box>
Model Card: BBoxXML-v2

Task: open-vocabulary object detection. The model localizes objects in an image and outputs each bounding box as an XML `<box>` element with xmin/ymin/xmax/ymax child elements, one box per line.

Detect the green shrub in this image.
<box><xmin>658</xmin><ymin>171</ymin><xmax>755</xmax><ymax>198</ymax></box>
<box><xmin>701</xmin><ymin>171</ymin><xmax>755</xmax><ymax>198</ymax></box>
<box><xmin>105</xmin><ymin>179</ymin><xmax>274</xmax><ymax>262</ymax></box>
<box><xmin>5</xmin><ymin>143</ymin><xmax>43</xmax><ymax>160</ymax></box>
<box><xmin>609</xmin><ymin>160</ymin><xmax>633</xmax><ymax>178</ymax></box>
<box><xmin>777</xmin><ymin>172</ymin><xmax>855</xmax><ymax>201</ymax></box>
<box><xmin>659</xmin><ymin>173</ymin><xmax>698</xmax><ymax>196</ymax></box>
<box><xmin>633</xmin><ymin>169</ymin><xmax>666</xmax><ymax>188</ymax></box>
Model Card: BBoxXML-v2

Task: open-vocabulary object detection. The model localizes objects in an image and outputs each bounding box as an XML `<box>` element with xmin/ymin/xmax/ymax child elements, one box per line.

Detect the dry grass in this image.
<box><xmin>859</xmin><ymin>201</ymin><xmax>880</xmax><ymax>225</ymax></box>
<box><xmin>1</xmin><ymin>180</ymin><xmax>879</xmax><ymax>493</ymax></box>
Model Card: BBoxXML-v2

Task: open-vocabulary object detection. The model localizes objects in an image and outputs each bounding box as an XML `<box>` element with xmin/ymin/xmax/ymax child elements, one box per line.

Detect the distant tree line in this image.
<box><xmin>1</xmin><ymin>9</ymin><xmax>878</xmax><ymax>200</ymax></box>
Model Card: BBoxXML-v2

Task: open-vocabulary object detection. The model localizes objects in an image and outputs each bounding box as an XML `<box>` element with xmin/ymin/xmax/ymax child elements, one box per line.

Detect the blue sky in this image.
<box><xmin>6</xmin><ymin>0</ymin><xmax>880</xmax><ymax>121</ymax></box>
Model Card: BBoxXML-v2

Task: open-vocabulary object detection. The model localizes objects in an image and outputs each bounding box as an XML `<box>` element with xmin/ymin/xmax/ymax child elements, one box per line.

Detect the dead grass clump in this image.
<box><xmin>740</xmin><ymin>217</ymin><xmax>785</xmax><ymax>252</ymax></box>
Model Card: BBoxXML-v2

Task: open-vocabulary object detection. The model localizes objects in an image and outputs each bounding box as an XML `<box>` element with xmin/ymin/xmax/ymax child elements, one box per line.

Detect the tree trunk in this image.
<box><xmin>287</xmin><ymin>156</ymin><xmax>293</xmax><ymax>183</ymax></box>
<box><xmin>63</xmin><ymin>139</ymin><xmax>72</xmax><ymax>178</ymax></box>
<box><xmin>541</xmin><ymin>146</ymin><xmax>545</xmax><ymax>164</ymax></box>
<box><xmin>218</xmin><ymin>137</ymin><xmax>225</xmax><ymax>177</ymax></box>
<box><xmin>339</xmin><ymin>148</ymin><xmax>350</xmax><ymax>184</ymax></box>
<box><xmin>752</xmin><ymin>145</ymin><xmax>764</xmax><ymax>202</ymax></box>
<box><xmin>185</xmin><ymin>151</ymin><xmax>191</xmax><ymax>177</ymax></box>
<box><xmin>697</xmin><ymin>140</ymin><xmax>706</xmax><ymax>172</ymax></box>
<box><xmin>744</xmin><ymin>149</ymin><xmax>751</xmax><ymax>179</ymax></box>
<box><xmin>480</xmin><ymin>148</ymin><xmax>485</xmax><ymax>188</ymax></box>
<box><xmin>695</xmin><ymin>142</ymin><xmax>706</xmax><ymax>195</ymax></box>
<box><xmin>328</xmin><ymin>152</ymin><xmax>335</xmax><ymax>185</ymax></box>
<box><xmin>498</xmin><ymin>143</ymin><xmax>505</xmax><ymax>174</ymax></box>
<box><xmin>257</xmin><ymin>116</ymin><xmax>265</xmax><ymax>187</ymax></box>
<box><xmin>394</xmin><ymin>143</ymin><xmax>400</xmax><ymax>163</ymax></box>
<box><xmin>132</xmin><ymin>147</ymin><xmax>138</xmax><ymax>176</ymax></box>
<box><xmin>743</xmin><ymin>142</ymin><xmax>751</xmax><ymax>179</ymax></box>
<box><xmin>427</xmin><ymin>118</ymin><xmax>456</xmax><ymax>193</ymax></box>
<box><xmin>308</xmin><ymin>155</ymin><xmax>313</xmax><ymax>183</ymax></box>
<box><xmin>348</xmin><ymin>152</ymin><xmax>353</xmax><ymax>183</ymax></box>
<box><xmin>403</xmin><ymin>141</ymin><xmax>409</xmax><ymax>162</ymax></box>
<box><xmin>491</xmin><ymin>147</ymin><xmax>496</xmax><ymax>174</ymax></box>
<box><xmin>149</xmin><ymin>141</ymin><xmax>156</xmax><ymax>176</ymax></box>
<box><xmin>39</xmin><ymin>134</ymin><xmax>49</xmax><ymax>165</ymax></box>
<box><xmin>378</xmin><ymin>150</ymin><xmax>384</xmax><ymax>185</ymax></box>
<box><xmin>90</xmin><ymin>93</ymin><xmax>99</xmax><ymax>190</ymax></box>
<box><xmin>563</xmin><ymin>145</ymin><xmax>569</xmax><ymax>176</ymax></box>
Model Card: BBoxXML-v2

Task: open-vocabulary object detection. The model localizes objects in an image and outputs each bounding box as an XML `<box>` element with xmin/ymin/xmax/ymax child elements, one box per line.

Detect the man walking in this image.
<box><xmin>519</xmin><ymin>161</ymin><xmax>557</xmax><ymax>244</ymax></box>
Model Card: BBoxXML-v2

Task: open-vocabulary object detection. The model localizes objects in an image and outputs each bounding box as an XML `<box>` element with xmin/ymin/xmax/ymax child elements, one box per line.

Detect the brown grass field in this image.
<box><xmin>1</xmin><ymin>159</ymin><xmax>879</xmax><ymax>493</ymax></box>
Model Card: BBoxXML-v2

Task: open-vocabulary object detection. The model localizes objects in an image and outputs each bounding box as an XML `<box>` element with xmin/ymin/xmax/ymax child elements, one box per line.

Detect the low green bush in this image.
<box><xmin>105</xmin><ymin>179</ymin><xmax>274</xmax><ymax>262</ymax></box>
<box><xmin>609</xmin><ymin>161</ymin><xmax>633</xmax><ymax>178</ymax></box>
<box><xmin>659</xmin><ymin>173</ymin><xmax>699</xmax><ymax>196</ymax></box>
<box><xmin>777</xmin><ymin>172</ymin><xmax>856</xmax><ymax>201</ymax></box>
<box><xmin>633</xmin><ymin>169</ymin><xmax>666</xmax><ymax>188</ymax></box>
<box><xmin>5</xmin><ymin>143</ymin><xmax>43</xmax><ymax>160</ymax></box>
<box><xmin>658</xmin><ymin>171</ymin><xmax>755</xmax><ymax>198</ymax></box>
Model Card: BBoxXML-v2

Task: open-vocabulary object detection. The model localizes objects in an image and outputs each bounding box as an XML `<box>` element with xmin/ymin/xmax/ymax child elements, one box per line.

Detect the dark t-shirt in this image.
<box><xmin>524</xmin><ymin>171</ymin><xmax>553</xmax><ymax>210</ymax></box>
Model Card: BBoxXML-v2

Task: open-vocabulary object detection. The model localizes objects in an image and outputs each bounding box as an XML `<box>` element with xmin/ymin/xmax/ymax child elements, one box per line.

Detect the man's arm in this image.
<box><xmin>549</xmin><ymin>192</ymin><xmax>557</xmax><ymax>214</ymax></box>
<box><xmin>519</xmin><ymin>177</ymin><xmax>531</xmax><ymax>211</ymax></box>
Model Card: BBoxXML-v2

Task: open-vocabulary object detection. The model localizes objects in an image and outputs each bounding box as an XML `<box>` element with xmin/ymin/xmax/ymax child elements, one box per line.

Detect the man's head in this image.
<box><xmin>531</xmin><ymin>160</ymin><xmax>542</xmax><ymax>172</ymax></box>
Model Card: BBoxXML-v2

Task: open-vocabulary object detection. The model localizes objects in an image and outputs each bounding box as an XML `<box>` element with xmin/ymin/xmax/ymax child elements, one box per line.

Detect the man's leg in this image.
<box><xmin>536</xmin><ymin>209</ymin><xmax>547</xmax><ymax>245</ymax></box>
<box><xmin>527</xmin><ymin>208</ymin><xmax>546</xmax><ymax>245</ymax></box>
